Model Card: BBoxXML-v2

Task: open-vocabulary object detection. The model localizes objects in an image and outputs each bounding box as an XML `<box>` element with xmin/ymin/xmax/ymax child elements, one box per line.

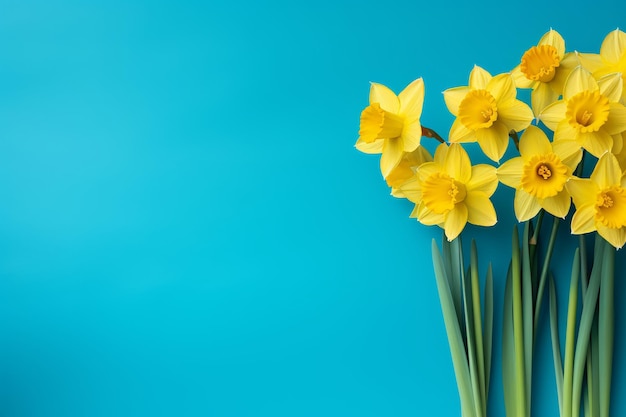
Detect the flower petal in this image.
<box><xmin>468</xmin><ymin>164</ymin><xmax>499</xmax><ymax>195</ymax></box>
<box><xmin>355</xmin><ymin>138</ymin><xmax>384</xmax><ymax>154</ymax></box>
<box><xmin>498</xmin><ymin>99</ymin><xmax>534</xmax><ymax>132</ymax></box>
<box><xmin>497</xmin><ymin>157</ymin><xmax>524</xmax><ymax>189</ymax></box>
<box><xmin>579</xmin><ymin>130</ymin><xmax>613</xmax><ymax>158</ymax></box>
<box><xmin>541</xmin><ymin>189</ymin><xmax>571</xmax><ymax>218</ymax></box>
<box><xmin>370</xmin><ymin>82</ymin><xmax>400</xmax><ymax>113</ymax></box>
<box><xmin>531</xmin><ymin>82</ymin><xmax>560</xmax><ymax>116</ymax></box>
<box><xmin>487</xmin><ymin>73</ymin><xmax>515</xmax><ymax>104</ymax></box>
<box><xmin>590</xmin><ymin>152</ymin><xmax>622</xmax><ymax>188</ymax></box>
<box><xmin>469</xmin><ymin>65</ymin><xmax>492</xmax><ymax>90</ymax></box>
<box><xmin>576</xmin><ymin>52</ymin><xmax>603</xmax><ymax>74</ymax></box>
<box><xmin>539</xmin><ymin>29</ymin><xmax>565</xmax><ymax>57</ymax></box>
<box><xmin>597</xmin><ymin>72</ymin><xmax>624</xmax><ymax>103</ymax></box>
<box><xmin>465</xmin><ymin>192</ymin><xmax>497</xmax><ymax>226</ymax></box>
<box><xmin>566</xmin><ymin>177</ymin><xmax>597</xmax><ymax>208</ymax></box>
<box><xmin>511</xmin><ymin>64</ymin><xmax>535</xmax><ymax>88</ymax></box>
<box><xmin>418</xmin><ymin>203</ymin><xmax>445</xmax><ymax>225</ymax></box>
<box><xmin>475</xmin><ymin>121</ymin><xmax>510</xmax><ymax>163</ymax></box>
<box><xmin>550</xmin><ymin>52</ymin><xmax>580</xmax><ymax>94</ymax></box>
<box><xmin>571</xmin><ymin>203</ymin><xmax>597</xmax><ymax>234</ymax></box>
<box><xmin>600</xmin><ymin>29</ymin><xmax>626</xmax><ymax>64</ymax></box>
<box><xmin>398</xmin><ymin>78</ymin><xmax>425</xmax><ymax>122</ymax></box>
<box><xmin>445</xmin><ymin>143</ymin><xmax>471</xmax><ymax>183</ymax></box>
<box><xmin>398</xmin><ymin>176</ymin><xmax>422</xmax><ymax>203</ymax></box>
<box><xmin>418</xmin><ymin>162</ymin><xmax>443</xmax><ymax>183</ymax></box>
<box><xmin>553</xmin><ymin>140</ymin><xmax>583</xmax><ymax>168</ymax></box>
<box><xmin>433</xmin><ymin>143</ymin><xmax>448</xmax><ymax>166</ymax></box>
<box><xmin>514</xmin><ymin>189</ymin><xmax>542</xmax><ymax>222</ymax></box>
<box><xmin>443</xmin><ymin>86</ymin><xmax>470</xmax><ymax>116</ymax></box>
<box><xmin>380</xmin><ymin>137</ymin><xmax>404</xmax><ymax>178</ymax></box>
<box><xmin>563</xmin><ymin>66</ymin><xmax>598</xmax><ymax>100</ymax></box>
<box><xmin>597</xmin><ymin>224</ymin><xmax>626</xmax><ymax>249</ymax></box>
<box><xmin>519</xmin><ymin>125</ymin><xmax>552</xmax><ymax>158</ymax></box>
<box><xmin>402</xmin><ymin>121</ymin><xmax>422</xmax><ymax>152</ymax></box>
<box><xmin>538</xmin><ymin>101</ymin><xmax>566</xmax><ymax>131</ymax></box>
<box><xmin>554</xmin><ymin>119</ymin><xmax>578</xmax><ymax>143</ymax></box>
<box><xmin>449</xmin><ymin>118</ymin><xmax>475</xmax><ymax>143</ymax></box>
<box><xmin>444</xmin><ymin>204</ymin><xmax>469</xmax><ymax>241</ymax></box>
<box><xmin>604</xmin><ymin>102</ymin><xmax>626</xmax><ymax>135</ymax></box>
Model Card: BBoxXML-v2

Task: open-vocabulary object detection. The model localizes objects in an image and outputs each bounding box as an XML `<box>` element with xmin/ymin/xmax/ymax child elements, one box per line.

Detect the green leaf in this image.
<box><xmin>549</xmin><ymin>275</ymin><xmax>564</xmax><ymax>417</ymax></box>
<box><xmin>484</xmin><ymin>264</ymin><xmax>493</xmax><ymax>399</ymax></box>
<box><xmin>599</xmin><ymin>239</ymin><xmax>615</xmax><ymax>417</ymax></box>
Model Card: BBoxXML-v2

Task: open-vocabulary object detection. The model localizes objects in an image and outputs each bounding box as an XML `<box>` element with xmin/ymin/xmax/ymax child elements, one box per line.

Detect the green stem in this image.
<box><xmin>534</xmin><ymin>215</ymin><xmax>560</xmax><ymax>336</ymax></box>
<box><xmin>563</xmin><ymin>248</ymin><xmax>581</xmax><ymax>417</ymax></box>
<box><xmin>512</xmin><ymin>226</ymin><xmax>527</xmax><ymax>417</ymax></box>
<box><xmin>599</xmin><ymin>239</ymin><xmax>615</xmax><ymax>417</ymax></box>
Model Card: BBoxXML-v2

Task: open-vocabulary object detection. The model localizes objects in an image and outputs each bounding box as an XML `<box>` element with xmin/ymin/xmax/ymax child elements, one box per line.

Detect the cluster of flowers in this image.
<box><xmin>356</xmin><ymin>29</ymin><xmax>626</xmax><ymax>248</ymax></box>
<box><xmin>355</xmin><ymin>28</ymin><xmax>626</xmax><ymax>417</ymax></box>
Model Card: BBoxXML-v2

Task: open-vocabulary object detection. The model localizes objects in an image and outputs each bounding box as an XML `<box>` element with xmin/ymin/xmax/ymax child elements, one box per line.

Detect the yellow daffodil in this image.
<box><xmin>511</xmin><ymin>29</ymin><xmax>580</xmax><ymax>115</ymax></box>
<box><xmin>386</xmin><ymin>146</ymin><xmax>433</xmax><ymax>198</ymax></box>
<box><xmin>567</xmin><ymin>152</ymin><xmax>626</xmax><ymax>249</ymax></box>
<box><xmin>443</xmin><ymin>66</ymin><xmax>534</xmax><ymax>163</ymax></box>
<box><xmin>399</xmin><ymin>143</ymin><xmax>498</xmax><ymax>241</ymax></box>
<box><xmin>497</xmin><ymin>125</ymin><xmax>582</xmax><ymax>221</ymax></box>
<box><xmin>356</xmin><ymin>78</ymin><xmax>425</xmax><ymax>178</ymax></box>
<box><xmin>538</xmin><ymin>67</ymin><xmax>626</xmax><ymax>158</ymax></box>
<box><xmin>577</xmin><ymin>29</ymin><xmax>626</xmax><ymax>102</ymax></box>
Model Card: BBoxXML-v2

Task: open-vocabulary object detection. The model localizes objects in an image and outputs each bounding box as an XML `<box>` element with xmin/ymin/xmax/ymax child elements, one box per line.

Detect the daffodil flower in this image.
<box><xmin>444</xmin><ymin>66</ymin><xmax>534</xmax><ymax>163</ymax></box>
<box><xmin>497</xmin><ymin>125</ymin><xmax>582</xmax><ymax>221</ymax></box>
<box><xmin>567</xmin><ymin>152</ymin><xmax>626</xmax><ymax>249</ymax></box>
<box><xmin>577</xmin><ymin>29</ymin><xmax>626</xmax><ymax>102</ymax></box>
<box><xmin>538</xmin><ymin>67</ymin><xmax>626</xmax><ymax>158</ymax></box>
<box><xmin>399</xmin><ymin>143</ymin><xmax>498</xmax><ymax>241</ymax></box>
<box><xmin>356</xmin><ymin>78</ymin><xmax>425</xmax><ymax>178</ymax></box>
<box><xmin>511</xmin><ymin>29</ymin><xmax>580</xmax><ymax>115</ymax></box>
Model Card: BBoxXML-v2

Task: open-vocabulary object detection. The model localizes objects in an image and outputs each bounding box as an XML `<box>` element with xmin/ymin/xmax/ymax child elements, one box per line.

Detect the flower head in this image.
<box><xmin>577</xmin><ymin>29</ymin><xmax>626</xmax><ymax>102</ymax></box>
<box><xmin>538</xmin><ymin>67</ymin><xmax>626</xmax><ymax>158</ymax></box>
<box><xmin>511</xmin><ymin>29</ymin><xmax>579</xmax><ymax>114</ymax></box>
<box><xmin>385</xmin><ymin>146</ymin><xmax>433</xmax><ymax>198</ymax></box>
<box><xmin>356</xmin><ymin>78</ymin><xmax>425</xmax><ymax>178</ymax></box>
<box><xmin>444</xmin><ymin>66</ymin><xmax>534</xmax><ymax>163</ymax></box>
<box><xmin>497</xmin><ymin>125</ymin><xmax>582</xmax><ymax>221</ymax></box>
<box><xmin>399</xmin><ymin>143</ymin><xmax>498</xmax><ymax>241</ymax></box>
<box><xmin>567</xmin><ymin>152</ymin><xmax>626</xmax><ymax>249</ymax></box>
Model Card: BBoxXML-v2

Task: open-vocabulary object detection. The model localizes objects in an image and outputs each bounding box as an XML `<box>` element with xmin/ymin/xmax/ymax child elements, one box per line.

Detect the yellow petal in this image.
<box><xmin>398</xmin><ymin>176</ymin><xmax>422</xmax><ymax>203</ymax></box>
<box><xmin>469</xmin><ymin>65</ymin><xmax>492</xmax><ymax>90</ymax></box>
<box><xmin>571</xmin><ymin>203</ymin><xmax>597</xmax><ymax>234</ymax></box>
<box><xmin>497</xmin><ymin>157</ymin><xmax>524</xmax><ymax>189</ymax></box>
<box><xmin>402</xmin><ymin>121</ymin><xmax>422</xmax><ymax>152</ymax></box>
<box><xmin>398</xmin><ymin>78</ymin><xmax>425</xmax><ymax>122</ymax></box>
<box><xmin>563</xmin><ymin>66</ymin><xmax>598</xmax><ymax>100</ymax></box>
<box><xmin>579</xmin><ymin>130</ymin><xmax>613</xmax><ymax>158</ymax></box>
<box><xmin>597</xmin><ymin>72</ymin><xmax>624</xmax><ymax>103</ymax></box>
<box><xmin>355</xmin><ymin>137</ymin><xmax>384</xmax><ymax>154</ymax></box>
<box><xmin>433</xmin><ymin>143</ymin><xmax>448</xmax><ymax>165</ymax></box>
<box><xmin>519</xmin><ymin>125</ymin><xmax>552</xmax><ymax>159</ymax></box>
<box><xmin>538</xmin><ymin>29</ymin><xmax>565</xmax><ymax>58</ymax></box>
<box><xmin>597</xmin><ymin>224</ymin><xmax>626</xmax><ymax>249</ymax></box>
<box><xmin>497</xmin><ymin>99</ymin><xmax>534</xmax><ymax>132</ymax></box>
<box><xmin>531</xmin><ymin>82</ymin><xmax>560</xmax><ymax>115</ymax></box>
<box><xmin>487</xmin><ymin>73</ymin><xmax>515</xmax><ymax>103</ymax></box>
<box><xmin>475</xmin><ymin>121</ymin><xmax>510</xmax><ymax>163</ymax></box>
<box><xmin>591</xmin><ymin>152</ymin><xmax>622</xmax><ymax>188</ymax></box>
<box><xmin>444</xmin><ymin>204</ymin><xmax>469</xmax><ymax>241</ymax></box>
<box><xmin>538</xmin><ymin>101</ymin><xmax>567</xmax><ymax>131</ymax></box>
<box><xmin>511</xmin><ymin>64</ymin><xmax>535</xmax><ymax>88</ymax></box>
<box><xmin>566</xmin><ymin>177</ymin><xmax>597</xmax><ymax>208</ymax></box>
<box><xmin>468</xmin><ymin>164</ymin><xmax>499</xmax><ymax>195</ymax></box>
<box><xmin>553</xmin><ymin>140</ymin><xmax>583</xmax><ymax>168</ymax></box>
<box><xmin>613</xmin><ymin>132</ymin><xmax>623</xmax><ymax>155</ymax></box>
<box><xmin>445</xmin><ymin>144</ymin><xmax>471</xmax><ymax>183</ymax></box>
<box><xmin>418</xmin><ymin>203</ymin><xmax>445</xmax><ymax>225</ymax></box>
<box><xmin>443</xmin><ymin>86</ymin><xmax>471</xmax><ymax>116</ymax></box>
<box><xmin>600</xmin><ymin>29</ymin><xmax>626</xmax><ymax>64</ymax></box>
<box><xmin>370</xmin><ymin>82</ymin><xmax>400</xmax><ymax>113</ymax></box>
<box><xmin>465</xmin><ymin>192</ymin><xmax>497</xmax><ymax>226</ymax></box>
<box><xmin>604</xmin><ymin>102</ymin><xmax>626</xmax><ymax>135</ymax></box>
<box><xmin>541</xmin><ymin>189</ymin><xmax>571</xmax><ymax>218</ymax></box>
<box><xmin>380</xmin><ymin>137</ymin><xmax>404</xmax><ymax>178</ymax></box>
<box><xmin>576</xmin><ymin>52</ymin><xmax>603</xmax><ymax>74</ymax></box>
<box><xmin>514</xmin><ymin>189</ymin><xmax>542</xmax><ymax>222</ymax></box>
<box><xmin>553</xmin><ymin>119</ymin><xmax>578</xmax><ymax>143</ymax></box>
<box><xmin>418</xmin><ymin>162</ymin><xmax>442</xmax><ymax>183</ymax></box>
<box><xmin>449</xmin><ymin>118</ymin><xmax>475</xmax><ymax>143</ymax></box>
<box><xmin>550</xmin><ymin>52</ymin><xmax>580</xmax><ymax>94</ymax></box>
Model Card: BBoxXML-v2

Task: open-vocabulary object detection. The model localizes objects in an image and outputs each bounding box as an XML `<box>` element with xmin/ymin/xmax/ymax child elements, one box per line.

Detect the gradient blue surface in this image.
<box><xmin>0</xmin><ymin>1</ymin><xmax>625</xmax><ymax>416</ymax></box>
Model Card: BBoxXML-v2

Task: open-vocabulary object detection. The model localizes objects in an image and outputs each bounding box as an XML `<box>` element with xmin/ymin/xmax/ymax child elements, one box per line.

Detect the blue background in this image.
<box><xmin>0</xmin><ymin>0</ymin><xmax>625</xmax><ymax>416</ymax></box>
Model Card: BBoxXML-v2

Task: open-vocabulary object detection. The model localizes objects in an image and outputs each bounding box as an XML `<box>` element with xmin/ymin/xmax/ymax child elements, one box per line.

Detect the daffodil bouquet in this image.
<box><xmin>355</xmin><ymin>29</ymin><xmax>626</xmax><ymax>417</ymax></box>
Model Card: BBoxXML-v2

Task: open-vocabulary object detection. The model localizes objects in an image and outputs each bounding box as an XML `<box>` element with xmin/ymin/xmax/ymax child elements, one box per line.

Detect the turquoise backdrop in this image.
<box><xmin>0</xmin><ymin>0</ymin><xmax>625</xmax><ymax>416</ymax></box>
